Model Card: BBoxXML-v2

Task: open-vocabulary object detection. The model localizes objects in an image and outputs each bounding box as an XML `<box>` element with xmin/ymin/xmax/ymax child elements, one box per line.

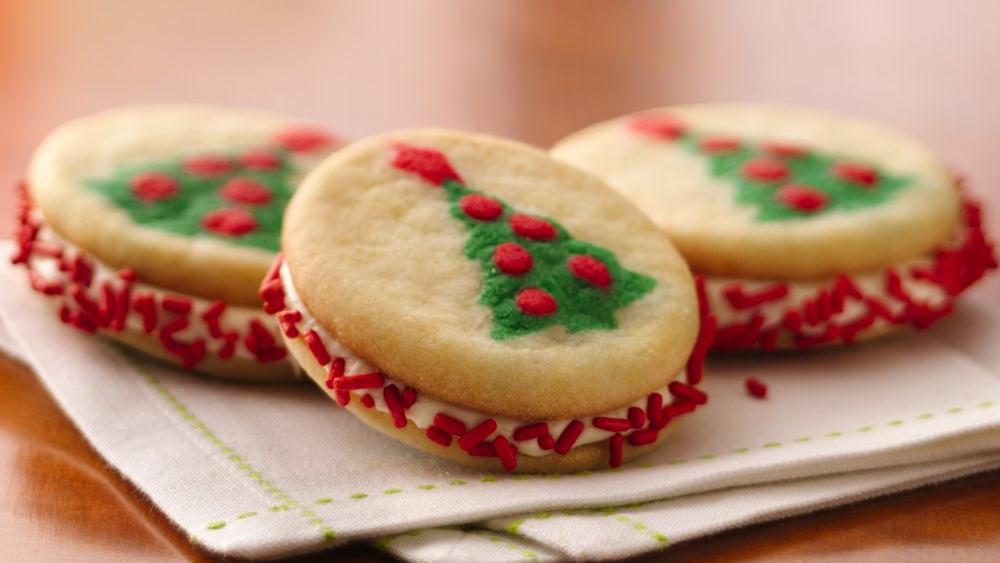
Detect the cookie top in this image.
<box><xmin>283</xmin><ymin>129</ymin><xmax>698</xmax><ymax>420</ymax></box>
<box><xmin>28</xmin><ymin>105</ymin><xmax>338</xmax><ymax>305</ymax></box>
<box><xmin>551</xmin><ymin>104</ymin><xmax>961</xmax><ymax>279</ymax></box>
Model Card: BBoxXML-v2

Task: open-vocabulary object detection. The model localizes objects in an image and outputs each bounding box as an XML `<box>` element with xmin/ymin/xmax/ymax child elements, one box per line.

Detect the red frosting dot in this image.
<box><xmin>239</xmin><ymin>149</ymin><xmax>281</xmax><ymax>171</ymax></box>
<box><xmin>777</xmin><ymin>184</ymin><xmax>828</xmax><ymax>212</ymax></box>
<box><xmin>568</xmin><ymin>255</ymin><xmax>612</xmax><ymax>288</ymax></box>
<box><xmin>184</xmin><ymin>154</ymin><xmax>232</xmax><ymax>176</ymax></box>
<box><xmin>763</xmin><ymin>142</ymin><xmax>808</xmax><ymax>158</ymax></box>
<box><xmin>741</xmin><ymin>157</ymin><xmax>789</xmax><ymax>182</ymax></box>
<box><xmin>221</xmin><ymin>178</ymin><xmax>272</xmax><ymax>205</ymax></box>
<box><xmin>130</xmin><ymin>172</ymin><xmax>178</xmax><ymax>202</ymax></box>
<box><xmin>699</xmin><ymin>136</ymin><xmax>741</xmax><ymax>153</ymax></box>
<box><xmin>516</xmin><ymin>288</ymin><xmax>558</xmax><ymax>316</ymax></box>
<box><xmin>201</xmin><ymin>208</ymin><xmax>257</xmax><ymax>236</ymax></box>
<box><xmin>628</xmin><ymin>114</ymin><xmax>686</xmax><ymax>140</ymax></box>
<box><xmin>509</xmin><ymin>214</ymin><xmax>556</xmax><ymax>241</ymax></box>
<box><xmin>391</xmin><ymin>143</ymin><xmax>463</xmax><ymax>186</ymax></box>
<box><xmin>274</xmin><ymin>127</ymin><xmax>334</xmax><ymax>153</ymax></box>
<box><xmin>460</xmin><ymin>194</ymin><xmax>503</xmax><ymax>221</ymax></box>
<box><xmin>832</xmin><ymin>162</ymin><xmax>878</xmax><ymax>187</ymax></box>
<box><xmin>493</xmin><ymin>242</ymin><xmax>533</xmax><ymax>275</ymax></box>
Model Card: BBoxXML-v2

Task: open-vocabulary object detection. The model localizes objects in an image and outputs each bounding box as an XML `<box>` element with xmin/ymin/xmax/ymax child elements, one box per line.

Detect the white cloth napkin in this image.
<box><xmin>0</xmin><ymin>248</ymin><xmax>997</xmax><ymax>562</ymax></box>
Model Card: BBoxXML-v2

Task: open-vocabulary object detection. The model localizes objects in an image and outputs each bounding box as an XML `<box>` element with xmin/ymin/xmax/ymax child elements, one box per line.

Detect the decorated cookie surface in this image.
<box><xmin>28</xmin><ymin>105</ymin><xmax>338</xmax><ymax>304</ymax></box>
<box><xmin>551</xmin><ymin>104</ymin><xmax>961</xmax><ymax>279</ymax></box>
<box><xmin>282</xmin><ymin>130</ymin><xmax>698</xmax><ymax>420</ymax></box>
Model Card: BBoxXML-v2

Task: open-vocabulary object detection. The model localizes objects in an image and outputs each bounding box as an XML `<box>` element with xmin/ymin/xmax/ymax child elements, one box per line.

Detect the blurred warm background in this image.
<box><xmin>2</xmin><ymin>0</ymin><xmax>999</xmax><ymax>238</ymax></box>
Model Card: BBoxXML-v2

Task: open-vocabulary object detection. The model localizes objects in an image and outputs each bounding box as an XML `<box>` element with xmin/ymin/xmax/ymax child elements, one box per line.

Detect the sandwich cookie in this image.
<box><xmin>13</xmin><ymin>105</ymin><xmax>340</xmax><ymax>380</ymax></box>
<box><xmin>264</xmin><ymin>130</ymin><xmax>713</xmax><ymax>472</ymax></box>
<box><xmin>552</xmin><ymin>104</ymin><xmax>996</xmax><ymax>350</ymax></box>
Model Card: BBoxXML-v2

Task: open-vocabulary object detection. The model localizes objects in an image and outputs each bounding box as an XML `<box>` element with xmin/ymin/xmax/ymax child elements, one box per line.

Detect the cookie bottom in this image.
<box><xmin>284</xmin><ymin>334</ymin><xmax>675</xmax><ymax>473</ymax></box>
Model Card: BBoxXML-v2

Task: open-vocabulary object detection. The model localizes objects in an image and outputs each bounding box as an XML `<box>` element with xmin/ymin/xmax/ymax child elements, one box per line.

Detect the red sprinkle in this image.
<box><xmin>609</xmin><ymin>433</ymin><xmax>624</xmax><ymax>468</ymax></box>
<box><xmin>741</xmin><ymin>158</ymin><xmax>789</xmax><ymax>182</ymax></box>
<box><xmin>513</xmin><ymin>422</ymin><xmax>549</xmax><ymax>441</ymax></box>
<box><xmin>468</xmin><ymin>443</ymin><xmax>498</xmax><ymax>457</ymax></box>
<box><xmin>669</xmin><ymin>381</ymin><xmax>708</xmax><ymax>404</ymax></box>
<box><xmin>361</xmin><ymin>394</ymin><xmax>376</xmax><ymax>409</ymax></box>
<box><xmin>509</xmin><ymin>214</ymin><xmax>556</xmax><ymax>241</ymax></box>
<box><xmin>493</xmin><ymin>242</ymin><xmax>533</xmax><ymax>275</ymax></box>
<box><xmin>161</xmin><ymin>295</ymin><xmax>193</xmax><ymax>314</ymax></box>
<box><xmin>629</xmin><ymin>114</ymin><xmax>686</xmax><ymax>140</ymax></box>
<box><xmin>274</xmin><ymin>127</ymin><xmax>334</xmax><ymax>153</ymax></box>
<box><xmin>426</xmin><ymin>426</ymin><xmax>453</xmax><ymax>447</ymax></box>
<box><xmin>383</xmin><ymin>385</ymin><xmax>407</xmax><ymax>428</ymax></box>
<box><xmin>646</xmin><ymin>392</ymin><xmax>664</xmax><ymax>428</ymax></box>
<box><xmin>627</xmin><ymin>407</ymin><xmax>646</xmax><ymax>429</ymax></box>
<box><xmin>391</xmin><ymin>143</ymin><xmax>462</xmax><ymax>186</ymax></box>
<box><xmin>699</xmin><ymin>136</ymin><xmax>741</xmax><ymax>153</ymax></box>
<box><xmin>537</xmin><ymin>434</ymin><xmax>555</xmax><ymax>450</ymax></box>
<box><xmin>664</xmin><ymin>401</ymin><xmax>697</xmax><ymax>419</ymax></box>
<box><xmin>458</xmin><ymin>419</ymin><xmax>498</xmax><ymax>451</ymax></box>
<box><xmin>239</xmin><ymin>149</ymin><xmax>281</xmax><ymax>170</ymax></box>
<box><xmin>832</xmin><ymin>162</ymin><xmax>878</xmax><ymax>187</ymax></box>
<box><xmin>777</xmin><ymin>184</ymin><xmax>828</xmax><ymax>212</ymax></box>
<box><xmin>130</xmin><ymin>172</ymin><xmax>179</xmax><ymax>202</ymax></box>
<box><xmin>592</xmin><ymin>416</ymin><xmax>631</xmax><ymax>433</ymax></box>
<box><xmin>221</xmin><ymin>178</ymin><xmax>272</xmax><ymax>205</ymax></box>
<box><xmin>303</xmin><ymin>329</ymin><xmax>331</xmax><ymax>365</ymax></box>
<box><xmin>460</xmin><ymin>194</ymin><xmax>503</xmax><ymax>221</ymax></box>
<box><xmin>568</xmin><ymin>255</ymin><xmax>612</xmax><ymax>288</ymax></box>
<box><xmin>746</xmin><ymin>377</ymin><xmax>768</xmax><ymax>399</ymax></box>
<box><xmin>553</xmin><ymin>420</ymin><xmax>585</xmax><ymax>455</ymax></box>
<box><xmin>332</xmin><ymin>372</ymin><xmax>385</xmax><ymax>391</ymax></box>
<box><xmin>184</xmin><ymin>154</ymin><xmax>232</xmax><ymax>176</ymax></box>
<box><xmin>325</xmin><ymin>357</ymin><xmax>345</xmax><ymax>390</ymax></box>
<box><xmin>202</xmin><ymin>208</ymin><xmax>257</xmax><ymax>236</ymax></box>
<box><xmin>515</xmin><ymin>288</ymin><xmax>558</xmax><ymax>316</ymax></box>
<box><xmin>401</xmin><ymin>387</ymin><xmax>418</xmax><ymax>408</ymax></box>
<box><xmin>628</xmin><ymin>429</ymin><xmax>658</xmax><ymax>446</ymax></box>
<box><xmin>433</xmin><ymin>413</ymin><xmax>467</xmax><ymax>436</ymax></box>
<box><xmin>276</xmin><ymin>309</ymin><xmax>302</xmax><ymax>338</ymax></box>
<box><xmin>723</xmin><ymin>283</ymin><xmax>790</xmax><ymax>309</ymax></box>
<box><xmin>493</xmin><ymin>436</ymin><xmax>517</xmax><ymax>471</ymax></box>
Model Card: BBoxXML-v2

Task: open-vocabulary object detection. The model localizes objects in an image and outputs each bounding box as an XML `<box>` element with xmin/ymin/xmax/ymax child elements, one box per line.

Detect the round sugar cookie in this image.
<box><xmin>553</xmin><ymin>104</ymin><xmax>996</xmax><ymax>350</ymax></box>
<box><xmin>270</xmin><ymin>129</ymin><xmax>712</xmax><ymax>472</ymax></box>
<box><xmin>15</xmin><ymin>105</ymin><xmax>341</xmax><ymax>379</ymax></box>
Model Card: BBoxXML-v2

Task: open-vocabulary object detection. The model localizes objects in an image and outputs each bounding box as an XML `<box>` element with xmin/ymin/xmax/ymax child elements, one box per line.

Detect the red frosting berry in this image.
<box><xmin>493</xmin><ymin>242</ymin><xmax>533</xmax><ymax>275</ymax></box>
<box><xmin>460</xmin><ymin>194</ymin><xmax>503</xmax><ymax>221</ymax></box>
<box><xmin>699</xmin><ymin>136</ymin><xmax>741</xmax><ymax>153</ymax></box>
<box><xmin>130</xmin><ymin>172</ymin><xmax>178</xmax><ymax>202</ymax></box>
<box><xmin>568</xmin><ymin>255</ymin><xmax>612</xmax><ymax>288</ymax></box>
<box><xmin>201</xmin><ymin>208</ymin><xmax>257</xmax><ymax>236</ymax></box>
<box><xmin>629</xmin><ymin>114</ymin><xmax>686</xmax><ymax>140</ymax></box>
<box><xmin>509</xmin><ymin>214</ymin><xmax>556</xmax><ymax>241</ymax></box>
<box><xmin>777</xmin><ymin>184</ymin><xmax>828</xmax><ymax>212</ymax></box>
<box><xmin>391</xmin><ymin>143</ymin><xmax>463</xmax><ymax>186</ymax></box>
<box><xmin>516</xmin><ymin>288</ymin><xmax>558</xmax><ymax>316</ymax></box>
<box><xmin>741</xmin><ymin>157</ymin><xmax>789</xmax><ymax>182</ymax></box>
<box><xmin>832</xmin><ymin>162</ymin><xmax>878</xmax><ymax>187</ymax></box>
<box><xmin>221</xmin><ymin>178</ymin><xmax>272</xmax><ymax>205</ymax></box>
<box><xmin>274</xmin><ymin>127</ymin><xmax>333</xmax><ymax>153</ymax></box>
<box><xmin>239</xmin><ymin>149</ymin><xmax>281</xmax><ymax>171</ymax></box>
<box><xmin>184</xmin><ymin>154</ymin><xmax>232</xmax><ymax>176</ymax></box>
<box><xmin>763</xmin><ymin>142</ymin><xmax>808</xmax><ymax>158</ymax></box>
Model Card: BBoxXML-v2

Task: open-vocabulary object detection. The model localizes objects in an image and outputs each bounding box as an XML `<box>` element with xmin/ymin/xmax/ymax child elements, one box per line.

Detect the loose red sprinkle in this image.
<box><xmin>832</xmin><ymin>162</ymin><xmax>878</xmax><ymax>187</ymax></box>
<box><xmin>391</xmin><ymin>143</ymin><xmax>463</xmax><ymax>185</ymax></box>
<box><xmin>493</xmin><ymin>436</ymin><xmax>517</xmax><ymax>471</ymax></box>
<box><xmin>460</xmin><ymin>194</ymin><xmax>503</xmax><ymax>221</ymax></box>
<box><xmin>746</xmin><ymin>377</ymin><xmax>768</xmax><ymax>399</ymax></box>
<box><xmin>629</xmin><ymin>114</ymin><xmax>686</xmax><ymax>140</ymax></box>
<box><xmin>458</xmin><ymin>419</ymin><xmax>498</xmax><ymax>451</ymax></box>
<box><xmin>332</xmin><ymin>372</ymin><xmax>385</xmax><ymax>391</ymax></box>
<box><xmin>764</xmin><ymin>142</ymin><xmax>808</xmax><ymax>158</ymax></box>
<box><xmin>433</xmin><ymin>413</ymin><xmax>467</xmax><ymax>436</ymax></box>
<box><xmin>383</xmin><ymin>385</ymin><xmax>407</xmax><ymax>428</ymax></box>
<box><xmin>325</xmin><ymin>357</ymin><xmax>345</xmax><ymax>390</ymax></box>
<box><xmin>493</xmin><ymin>242</ymin><xmax>533</xmax><ymax>275</ymax></box>
<box><xmin>509</xmin><ymin>214</ymin><xmax>556</xmax><ymax>241</ymax></box>
<box><xmin>537</xmin><ymin>434</ymin><xmax>555</xmax><ymax>450</ymax></box>
<box><xmin>513</xmin><ymin>422</ymin><xmax>549</xmax><ymax>441</ymax></box>
<box><xmin>609</xmin><ymin>433</ymin><xmax>624</xmax><ymax>468</ymax></box>
<box><xmin>568</xmin><ymin>255</ymin><xmax>612</xmax><ymax>288</ymax></box>
<box><xmin>741</xmin><ymin>158</ymin><xmax>789</xmax><ymax>182</ymax></box>
<box><xmin>628</xmin><ymin>429</ymin><xmax>659</xmax><ymax>446</ymax></box>
<box><xmin>360</xmin><ymin>394</ymin><xmax>376</xmax><ymax>409</ymax></box>
<box><xmin>592</xmin><ymin>416</ymin><xmax>631</xmax><ymax>433</ymax></box>
<box><xmin>161</xmin><ymin>295</ymin><xmax>193</xmax><ymax>314</ymax></box>
<box><xmin>202</xmin><ymin>208</ymin><xmax>257</xmax><ymax>236</ymax></box>
<box><xmin>646</xmin><ymin>393</ymin><xmax>664</xmax><ymax>428</ymax></box>
<box><xmin>221</xmin><ymin>178</ymin><xmax>272</xmax><ymax>205</ymax></box>
<box><xmin>515</xmin><ymin>288</ymin><xmax>558</xmax><ymax>316</ymax></box>
<box><xmin>699</xmin><ymin>136</ymin><xmax>741</xmax><ymax>153</ymax></box>
<box><xmin>239</xmin><ymin>149</ymin><xmax>281</xmax><ymax>171</ymax></box>
<box><xmin>627</xmin><ymin>407</ymin><xmax>646</xmax><ymax>429</ymax></box>
<box><xmin>130</xmin><ymin>172</ymin><xmax>179</xmax><ymax>202</ymax></box>
<box><xmin>274</xmin><ymin>127</ymin><xmax>334</xmax><ymax>153</ymax></box>
<box><xmin>303</xmin><ymin>329</ymin><xmax>331</xmax><ymax>366</ymax></box>
<box><xmin>184</xmin><ymin>154</ymin><xmax>232</xmax><ymax>176</ymax></box>
<box><xmin>777</xmin><ymin>184</ymin><xmax>828</xmax><ymax>212</ymax></box>
<box><xmin>553</xmin><ymin>420</ymin><xmax>585</xmax><ymax>455</ymax></box>
<box><xmin>426</xmin><ymin>426</ymin><xmax>453</xmax><ymax>447</ymax></box>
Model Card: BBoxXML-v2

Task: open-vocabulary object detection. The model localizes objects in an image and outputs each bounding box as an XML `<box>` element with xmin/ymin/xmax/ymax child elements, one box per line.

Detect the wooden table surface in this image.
<box><xmin>1</xmin><ymin>1</ymin><xmax>998</xmax><ymax>561</ymax></box>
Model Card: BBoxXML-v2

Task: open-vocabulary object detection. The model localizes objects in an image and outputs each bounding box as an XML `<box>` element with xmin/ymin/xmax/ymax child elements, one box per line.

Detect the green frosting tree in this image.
<box><xmin>392</xmin><ymin>143</ymin><xmax>657</xmax><ymax>340</ymax></box>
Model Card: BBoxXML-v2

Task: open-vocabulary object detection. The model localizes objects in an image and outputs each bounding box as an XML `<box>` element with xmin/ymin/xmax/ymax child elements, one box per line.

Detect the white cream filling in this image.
<box><xmin>26</xmin><ymin>217</ymin><xmax>275</xmax><ymax>360</ymax></box>
<box><xmin>280</xmin><ymin>263</ymin><xmax>687</xmax><ymax>457</ymax></box>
